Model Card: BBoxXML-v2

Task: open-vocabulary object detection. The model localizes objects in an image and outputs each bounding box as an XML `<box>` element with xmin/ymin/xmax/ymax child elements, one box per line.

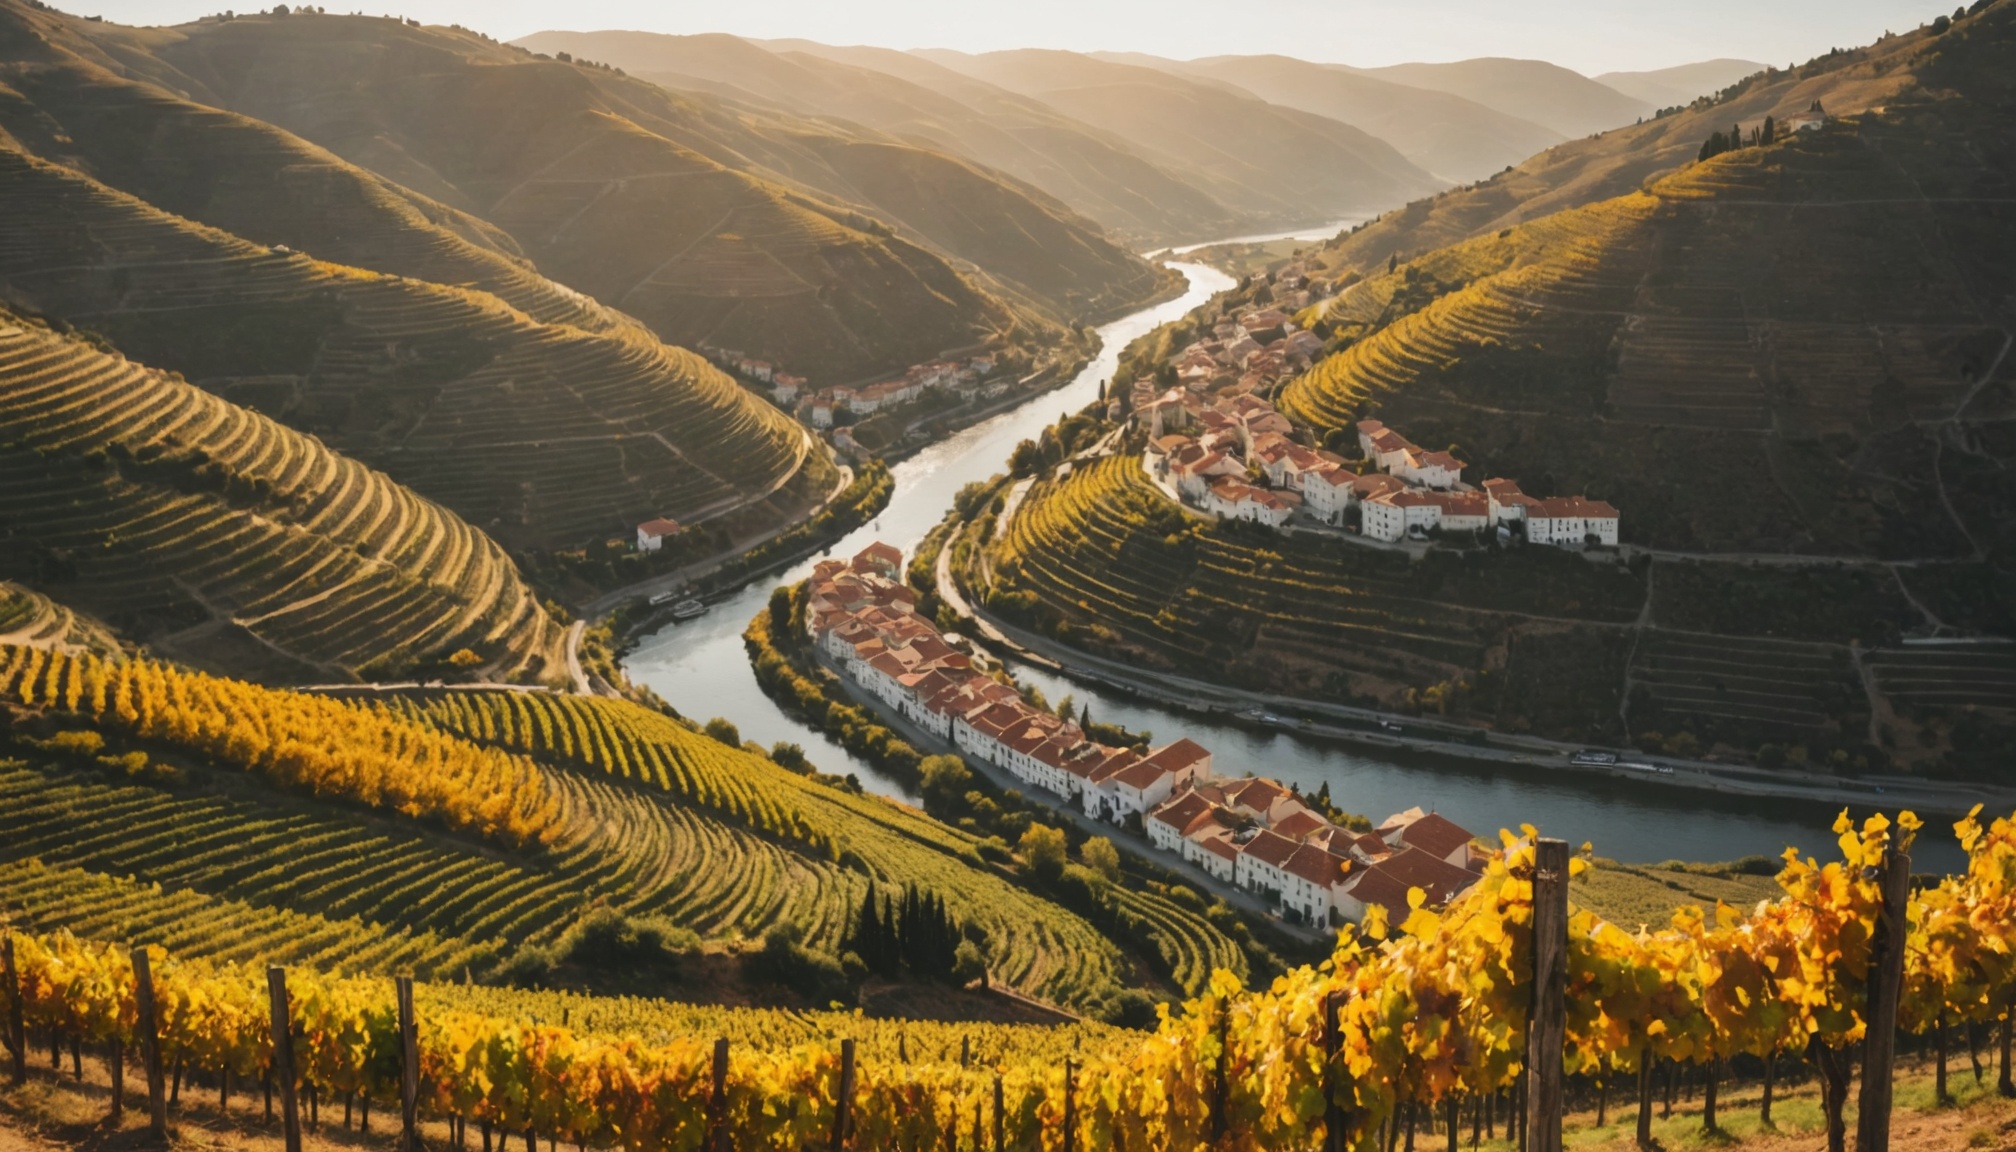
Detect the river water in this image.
<box><xmin>624</xmin><ymin>260</ymin><xmax>1967</xmax><ymax>871</ymax></box>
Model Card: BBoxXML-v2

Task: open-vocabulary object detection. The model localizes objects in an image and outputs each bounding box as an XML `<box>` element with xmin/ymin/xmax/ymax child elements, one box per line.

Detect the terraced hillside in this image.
<box><xmin>0</xmin><ymin>310</ymin><xmax>561</xmax><ymax>682</ymax></box>
<box><xmin>1298</xmin><ymin>19</ymin><xmax>1956</xmax><ymax>281</ymax></box>
<box><xmin>48</xmin><ymin>7</ymin><xmax>1167</xmax><ymax>380</ymax></box>
<box><xmin>0</xmin><ymin>583</ymin><xmax>117</xmax><ymax>654</ymax></box>
<box><xmin>0</xmin><ymin>647</ymin><xmax>1241</xmax><ymax>1013</ymax></box>
<box><xmin>975</xmin><ymin>456</ymin><xmax>2013</xmax><ymax>775</ymax></box>
<box><xmin>0</xmin><ymin>142</ymin><xmax>820</xmax><ymax>552</ymax></box>
<box><xmin>1282</xmin><ymin>95</ymin><xmax>2014</xmax><ymax>558</ymax></box>
<box><xmin>981</xmin><ymin>456</ymin><xmax>1644</xmax><ymax>714</ymax></box>
<box><xmin>0</xmin><ymin>1</ymin><xmax>623</xmax><ymax>335</ymax></box>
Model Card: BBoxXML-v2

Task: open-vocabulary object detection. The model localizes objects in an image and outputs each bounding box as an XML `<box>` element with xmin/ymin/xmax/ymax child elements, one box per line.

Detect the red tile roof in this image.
<box><xmin>1271</xmin><ymin>810</ymin><xmax>1327</xmax><ymax>841</ymax></box>
<box><xmin>1241</xmin><ymin>829</ymin><xmax>1301</xmax><ymax>868</ymax></box>
<box><xmin>1394</xmin><ymin>812</ymin><xmax>1475</xmax><ymax>861</ymax></box>
<box><xmin>1284</xmin><ymin>843</ymin><xmax>1346</xmax><ymax>887</ymax></box>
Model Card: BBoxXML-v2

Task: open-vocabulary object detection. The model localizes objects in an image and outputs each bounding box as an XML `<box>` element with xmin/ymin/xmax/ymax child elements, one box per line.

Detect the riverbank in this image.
<box><xmin>932</xmin><ymin>502</ymin><xmax>2013</xmax><ymax>823</ymax></box>
<box><xmin>743</xmin><ymin>586</ymin><xmax>1310</xmax><ymax>983</ymax></box>
<box><xmin>619</xmin><ymin>258</ymin><xmax>1927</xmax><ymax>869</ymax></box>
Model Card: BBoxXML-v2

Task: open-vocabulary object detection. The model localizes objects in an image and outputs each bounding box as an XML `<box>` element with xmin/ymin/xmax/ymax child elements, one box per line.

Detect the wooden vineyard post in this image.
<box><xmin>268</xmin><ymin>966</ymin><xmax>302</xmax><ymax>1152</ymax></box>
<box><xmin>1855</xmin><ymin>840</ymin><xmax>1911</xmax><ymax>1152</ymax></box>
<box><xmin>2</xmin><ymin>933</ymin><xmax>24</xmax><ymax>1085</ymax></box>
<box><xmin>707</xmin><ymin>1038</ymin><xmax>730</xmax><ymax>1152</ymax></box>
<box><xmin>1209</xmin><ymin>1001</ymin><xmax>1230</xmax><ymax>1143</ymax></box>
<box><xmin>1525</xmin><ymin>838</ymin><xmax>1569</xmax><ymax>1152</ymax></box>
<box><xmin>829</xmin><ymin>1038</ymin><xmax>855</xmax><ymax>1152</ymax></box>
<box><xmin>132</xmin><ymin>946</ymin><xmax>168</xmax><ymax>1136</ymax></box>
<box><xmin>1061</xmin><ymin>1058</ymin><xmax>1077</xmax><ymax>1152</ymax></box>
<box><xmin>397</xmin><ymin>975</ymin><xmax>420</xmax><ymax>1151</ymax></box>
<box><xmin>993</xmin><ymin>1073</ymin><xmax>1004</xmax><ymax>1152</ymax></box>
<box><xmin>1324</xmin><ymin>991</ymin><xmax>1349</xmax><ymax>1152</ymax></box>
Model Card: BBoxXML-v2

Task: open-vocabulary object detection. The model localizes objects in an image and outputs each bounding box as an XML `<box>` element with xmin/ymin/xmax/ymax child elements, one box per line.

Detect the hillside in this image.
<box><xmin>1597</xmin><ymin>58</ymin><xmax>1770</xmax><ymax>109</ymax></box>
<box><xmin>0</xmin><ymin>583</ymin><xmax>117</xmax><ymax>655</ymax></box>
<box><xmin>0</xmin><ymin>309</ymin><xmax>563</xmax><ymax>682</ymax></box>
<box><xmin>912</xmin><ymin>49</ymin><xmax>1445</xmax><ymax>230</ymax></box>
<box><xmin>516</xmin><ymin>31</ymin><xmax>1242</xmax><ymax>247</ymax></box>
<box><xmin>51</xmin><ymin>9</ymin><xmax>1182</xmax><ymax>378</ymax></box>
<box><xmin>1114</xmin><ymin>53</ymin><xmax>1565</xmax><ymax>184</ymax></box>
<box><xmin>972</xmin><ymin>3</ymin><xmax>2016</xmax><ymax>772</ymax></box>
<box><xmin>0</xmin><ymin>645</ymin><xmax>1246</xmax><ymax>1016</ymax></box>
<box><xmin>1297</xmin><ymin>32</ymin><xmax>1931</xmax><ymax>280</ymax></box>
<box><xmin>1353</xmin><ymin>57</ymin><xmax>1652</xmax><ymax>138</ymax></box>
<box><xmin>0</xmin><ymin>136</ymin><xmax>823</xmax><ymax>554</ymax></box>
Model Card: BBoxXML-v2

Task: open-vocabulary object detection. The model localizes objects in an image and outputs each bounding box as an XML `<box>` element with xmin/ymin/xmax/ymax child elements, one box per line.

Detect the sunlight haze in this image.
<box><xmin>65</xmin><ymin>0</ymin><xmax>1947</xmax><ymax>73</ymax></box>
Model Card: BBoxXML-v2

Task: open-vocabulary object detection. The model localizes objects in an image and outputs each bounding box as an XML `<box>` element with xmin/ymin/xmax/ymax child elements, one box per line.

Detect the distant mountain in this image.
<box><xmin>1597</xmin><ymin>59</ymin><xmax>1769</xmax><ymax>109</ymax></box>
<box><xmin>913</xmin><ymin>49</ymin><xmax>1444</xmax><ymax>230</ymax></box>
<box><xmin>518</xmin><ymin>31</ymin><xmax>1241</xmax><ymax>245</ymax></box>
<box><xmin>1127</xmin><ymin>53</ymin><xmax>1565</xmax><ymax>183</ymax></box>
<box><xmin>1354</xmin><ymin>57</ymin><xmax>1652</xmax><ymax>138</ymax></box>
<box><xmin>36</xmin><ymin>8</ymin><xmax>1185</xmax><ymax>382</ymax></box>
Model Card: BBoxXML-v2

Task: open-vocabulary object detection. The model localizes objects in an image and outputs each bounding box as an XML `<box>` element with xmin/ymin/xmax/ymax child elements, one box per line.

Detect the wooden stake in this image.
<box><xmin>1854</xmin><ymin>841</ymin><xmax>1910</xmax><ymax>1152</ymax></box>
<box><xmin>1062</xmin><ymin>1058</ymin><xmax>1077</xmax><ymax>1152</ymax></box>
<box><xmin>132</xmin><ymin>947</ymin><xmax>168</xmax><ymax>1136</ymax></box>
<box><xmin>829</xmin><ymin>1038</ymin><xmax>855</xmax><ymax>1152</ymax></box>
<box><xmin>397</xmin><ymin>975</ymin><xmax>420</xmax><ymax>1151</ymax></box>
<box><xmin>2</xmin><ymin>934</ymin><xmax>26</xmax><ymax>1085</ymax></box>
<box><xmin>1525</xmin><ymin>838</ymin><xmax>1569</xmax><ymax>1152</ymax></box>
<box><xmin>1324</xmin><ymin>991</ymin><xmax>1349</xmax><ymax>1152</ymax></box>
<box><xmin>992</xmin><ymin>1072</ymin><xmax>1004</xmax><ymax>1152</ymax></box>
<box><xmin>1209</xmin><ymin>1001</ymin><xmax>1230</xmax><ymax>1143</ymax></box>
<box><xmin>107</xmin><ymin>1040</ymin><xmax>124</xmax><ymax>1121</ymax></box>
<box><xmin>267</xmin><ymin>966</ymin><xmax>302</xmax><ymax>1152</ymax></box>
<box><xmin>708</xmin><ymin>1038</ymin><xmax>730</xmax><ymax>1152</ymax></box>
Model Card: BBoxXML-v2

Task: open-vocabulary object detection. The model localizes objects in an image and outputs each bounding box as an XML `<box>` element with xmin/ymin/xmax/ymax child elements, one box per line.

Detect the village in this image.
<box><xmin>1131</xmin><ymin>276</ymin><xmax>1619</xmax><ymax>548</ymax></box>
<box><xmin>807</xmin><ymin>543</ymin><xmax>1485</xmax><ymax>928</ymax></box>
<box><xmin>700</xmin><ymin>346</ymin><xmax>1005</xmax><ymax>430</ymax></box>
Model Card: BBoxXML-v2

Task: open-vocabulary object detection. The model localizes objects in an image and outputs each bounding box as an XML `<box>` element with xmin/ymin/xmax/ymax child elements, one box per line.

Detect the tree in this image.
<box><xmin>953</xmin><ymin>939</ymin><xmax>988</xmax><ymax>986</ymax></box>
<box><xmin>919</xmin><ymin>755</ymin><xmax>973</xmax><ymax>820</ymax></box>
<box><xmin>1761</xmin><ymin>115</ymin><xmax>1777</xmax><ymax>145</ymax></box>
<box><xmin>703</xmin><ymin>717</ymin><xmax>741</xmax><ymax>747</ymax></box>
<box><xmin>1019</xmin><ymin>823</ymin><xmax>1069</xmax><ymax>881</ymax></box>
<box><xmin>1081</xmin><ymin>837</ymin><xmax>1123</xmax><ymax>884</ymax></box>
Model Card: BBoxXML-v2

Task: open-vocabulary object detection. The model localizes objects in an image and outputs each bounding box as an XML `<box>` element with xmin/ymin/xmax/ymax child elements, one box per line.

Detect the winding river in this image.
<box><xmin>624</xmin><ymin>259</ymin><xmax>1968</xmax><ymax>872</ymax></box>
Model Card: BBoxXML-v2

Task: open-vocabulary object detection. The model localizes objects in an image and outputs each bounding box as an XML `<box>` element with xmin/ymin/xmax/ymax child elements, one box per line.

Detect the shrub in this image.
<box><xmin>1018</xmin><ymin>824</ymin><xmax>1068</xmax><ymax>881</ymax></box>
<box><xmin>1081</xmin><ymin>837</ymin><xmax>1122</xmax><ymax>884</ymax></box>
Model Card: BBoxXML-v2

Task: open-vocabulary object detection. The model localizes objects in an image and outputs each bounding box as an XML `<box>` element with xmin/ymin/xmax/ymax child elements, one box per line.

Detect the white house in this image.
<box><xmin>1204</xmin><ymin>476</ymin><xmax>1298</xmax><ymax>527</ymax></box>
<box><xmin>1482</xmin><ymin>478</ymin><xmax>1533</xmax><ymax>526</ymax></box>
<box><xmin>1361</xmin><ymin>490</ymin><xmax>1441</xmax><ymax>541</ymax></box>
<box><xmin>1234</xmin><ymin>829</ymin><xmax>1300</xmax><ymax>901</ymax></box>
<box><xmin>1432</xmin><ymin>491</ymin><xmax>1490</xmax><ymax>533</ymax></box>
<box><xmin>1395</xmin><ymin>450</ymin><xmax>1463</xmax><ymax>490</ymax></box>
<box><xmin>636</xmin><ymin>517</ymin><xmax>682</xmax><ymax>552</ymax></box>
<box><xmin>1526</xmin><ymin>497</ymin><xmax>1621</xmax><ymax>547</ymax></box>
<box><xmin>1301</xmin><ymin>464</ymin><xmax>1358</xmax><ymax>524</ymax></box>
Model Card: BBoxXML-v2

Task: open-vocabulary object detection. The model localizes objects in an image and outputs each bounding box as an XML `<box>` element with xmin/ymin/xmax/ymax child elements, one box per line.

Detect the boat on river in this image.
<box><xmin>670</xmin><ymin>599</ymin><xmax>708</xmax><ymax>621</ymax></box>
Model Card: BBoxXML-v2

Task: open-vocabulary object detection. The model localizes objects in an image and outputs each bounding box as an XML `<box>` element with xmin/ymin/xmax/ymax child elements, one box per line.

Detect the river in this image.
<box><xmin>624</xmin><ymin>261</ymin><xmax>1968</xmax><ymax>872</ymax></box>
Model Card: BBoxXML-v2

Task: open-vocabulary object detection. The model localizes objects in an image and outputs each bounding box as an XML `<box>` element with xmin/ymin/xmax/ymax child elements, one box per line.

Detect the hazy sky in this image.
<box><xmin>63</xmin><ymin>0</ymin><xmax>1949</xmax><ymax>74</ymax></box>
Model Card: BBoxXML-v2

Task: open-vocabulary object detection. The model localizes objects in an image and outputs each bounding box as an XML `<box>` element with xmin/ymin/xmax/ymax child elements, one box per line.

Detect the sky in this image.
<box><xmin>63</xmin><ymin>0</ymin><xmax>1950</xmax><ymax>75</ymax></box>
